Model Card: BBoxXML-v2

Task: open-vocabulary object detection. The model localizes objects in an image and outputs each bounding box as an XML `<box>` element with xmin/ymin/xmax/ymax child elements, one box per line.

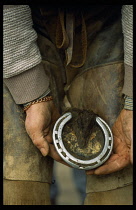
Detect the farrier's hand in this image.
<box><xmin>25</xmin><ymin>100</ymin><xmax>60</xmax><ymax>156</ymax></box>
<box><xmin>86</xmin><ymin>109</ymin><xmax>133</xmax><ymax>175</ymax></box>
<box><xmin>25</xmin><ymin>101</ymin><xmax>73</xmax><ymax>165</ymax></box>
<box><xmin>25</xmin><ymin>101</ymin><xmax>70</xmax><ymax>166</ymax></box>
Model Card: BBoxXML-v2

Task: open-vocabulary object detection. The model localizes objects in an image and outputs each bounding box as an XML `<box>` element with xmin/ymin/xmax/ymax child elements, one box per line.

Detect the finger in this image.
<box><xmin>32</xmin><ymin>136</ymin><xmax>49</xmax><ymax>156</ymax></box>
<box><xmin>86</xmin><ymin>154</ymin><xmax>119</xmax><ymax>175</ymax></box>
<box><xmin>48</xmin><ymin>144</ymin><xmax>71</xmax><ymax>167</ymax></box>
<box><xmin>26</xmin><ymin>124</ymin><xmax>50</xmax><ymax>156</ymax></box>
<box><xmin>86</xmin><ymin>169</ymin><xmax>95</xmax><ymax>175</ymax></box>
<box><xmin>86</xmin><ymin>155</ymin><xmax>130</xmax><ymax>175</ymax></box>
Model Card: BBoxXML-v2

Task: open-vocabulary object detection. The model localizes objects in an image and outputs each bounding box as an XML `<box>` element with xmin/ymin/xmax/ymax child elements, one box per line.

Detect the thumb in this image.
<box><xmin>27</xmin><ymin>129</ymin><xmax>50</xmax><ymax>156</ymax></box>
<box><xmin>34</xmin><ymin>136</ymin><xmax>49</xmax><ymax>156</ymax></box>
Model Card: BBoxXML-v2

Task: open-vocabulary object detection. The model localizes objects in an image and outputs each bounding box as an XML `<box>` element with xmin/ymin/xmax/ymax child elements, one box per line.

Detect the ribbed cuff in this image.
<box><xmin>124</xmin><ymin>95</ymin><xmax>133</xmax><ymax>111</ymax></box>
<box><xmin>23</xmin><ymin>89</ymin><xmax>51</xmax><ymax>107</ymax></box>
<box><xmin>4</xmin><ymin>63</ymin><xmax>50</xmax><ymax>104</ymax></box>
<box><xmin>122</xmin><ymin>64</ymin><xmax>133</xmax><ymax>97</ymax></box>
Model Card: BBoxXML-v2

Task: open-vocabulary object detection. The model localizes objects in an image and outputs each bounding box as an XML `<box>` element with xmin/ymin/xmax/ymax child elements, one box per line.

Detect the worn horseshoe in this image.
<box><xmin>53</xmin><ymin>112</ymin><xmax>113</xmax><ymax>170</ymax></box>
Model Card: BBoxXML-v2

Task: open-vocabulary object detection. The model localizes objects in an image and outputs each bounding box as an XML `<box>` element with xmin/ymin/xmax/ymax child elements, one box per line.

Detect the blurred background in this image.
<box><xmin>50</xmin><ymin>161</ymin><xmax>87</xmax><ymax>205</ymax></box>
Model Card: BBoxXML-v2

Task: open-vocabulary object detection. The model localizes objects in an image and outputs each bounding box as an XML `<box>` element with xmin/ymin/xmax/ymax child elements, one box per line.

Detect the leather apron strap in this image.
<box><xmin>55</xmin><ymin>9</ymin><xmax>87</xmax><ymax>68</ymax></box>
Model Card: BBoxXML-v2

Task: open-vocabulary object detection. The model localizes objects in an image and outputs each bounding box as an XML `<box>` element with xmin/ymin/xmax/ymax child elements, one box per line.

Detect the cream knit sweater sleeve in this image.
<box><xmin>121</xmin><ymin>5</ymin><xmax>133</xmax><ymax>98</ymax></box>
<box><xmin>3</xmin><ymin>5</ymin><xmax>42</xmax><ymax>77</ymax></box>
<box><xmin>3</xmin><ymin>5</ymin><xmax>50</xmax><ymax>104</ymax></box>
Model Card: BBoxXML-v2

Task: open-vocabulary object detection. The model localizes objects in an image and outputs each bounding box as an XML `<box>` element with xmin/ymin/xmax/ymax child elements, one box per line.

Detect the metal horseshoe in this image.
<box><xmin>53</xmin><ymin>112</ymin><xmax>113</xmax><ymax>170</ymax></box>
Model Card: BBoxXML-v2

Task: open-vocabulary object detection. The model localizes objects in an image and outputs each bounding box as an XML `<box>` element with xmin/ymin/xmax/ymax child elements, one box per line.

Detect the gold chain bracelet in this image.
<box><xmin>23</xmin><ymin>96</ymin><xmax>53</xmax><ymax>111</ymax></box>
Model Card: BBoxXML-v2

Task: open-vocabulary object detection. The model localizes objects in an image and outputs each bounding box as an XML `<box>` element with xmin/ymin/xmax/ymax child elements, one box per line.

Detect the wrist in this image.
<box><xmin>23</xmin><ymin>89</ymin><xmax>51</xmax><ymax>107</ymax></box>
<box><xmin>23</xmin><ymin>90</ymin><xmax>53</xmax><ymax>112</ymax></box>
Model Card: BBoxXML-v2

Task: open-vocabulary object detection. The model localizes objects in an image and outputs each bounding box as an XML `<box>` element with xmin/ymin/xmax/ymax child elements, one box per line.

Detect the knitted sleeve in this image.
<box><xmin>3</xmin><ymin>5</ymin><xmax>42</xmax><ymax>78</ymax></box>
<box><xmin>121</xmin><ymin>5</ymin><xmax>133</xmax><ymax>110</ymax></box>
<box><xmin>121</xmin><ymin>5</ymin><xmax>133</xmax><ymax>98</ymax></box>
<box><xmin>3</xmin><ymin>5</ymin><xmax>50</xmax><ymax>104</ymax></box>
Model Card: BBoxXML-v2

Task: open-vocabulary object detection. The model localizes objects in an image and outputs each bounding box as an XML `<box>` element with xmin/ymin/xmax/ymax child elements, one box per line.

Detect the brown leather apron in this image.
<box><xmin>3</xmin><ymin>84</ymin><xmax>53</xmax><ymax>205</ymax></box>
<box><xmin>35</xmin><ymin>6</ymin><xmax>132</xmax><ymax>205</ymax></box>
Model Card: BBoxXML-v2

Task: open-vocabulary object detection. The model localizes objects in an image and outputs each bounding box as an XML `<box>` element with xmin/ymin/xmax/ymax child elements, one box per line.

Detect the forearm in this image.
<box><xmin>3</xmin><ymin>5</ymin><xmax>50</xmax><ymax>104</ymax></box>
<box><xmin>121</xmin><ymin>5</ymin><xmax>133</xmax><ymax>99</ymax></box>
<box><xmin>4</xmin><ymin>63</ymin><xmax>50</xmax><ymax>104</ymax></box>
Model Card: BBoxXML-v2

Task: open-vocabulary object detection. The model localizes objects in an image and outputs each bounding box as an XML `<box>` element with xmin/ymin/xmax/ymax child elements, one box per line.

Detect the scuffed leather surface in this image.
<box><xmin>67</xmin><ymin>62</ymin><xmax>124</xmax><ymax>127</ymax></box>
<box><xmin>63</xmin><ymin>15</ymin><xmax>132</xmax><ymax>192</ymax></box>
<box><xmin>3</xmin><ymin>84</ymin><xmax>53</xmax><ymax>182</ymax></box>
<box><xmin>37</xmin><ymin>34</ymin><xmax>65</xmax><ymax>112</ymax></box>
<box><xmin>65</xmin><ymin>18</ymin><xmax>124</xmax><ymax>85</ymax></box>
<box><xmin>3</xmin><ymin>180</ymin><xmax>51</xmax><ymax>205</ymax></box>
<box><xmin>65</xmin><ymin>63</ymin><xmax>133</xmax><ymax>192</ymax></box>
<box><xmin>36</xmin><ymin>10</ymin><xmax>132</xmax><ymax>192</ymax></box>
<box><xmin>84</xmin><ymin>184</ymin><xmax>133</xmax><ymax>205</ymax></box>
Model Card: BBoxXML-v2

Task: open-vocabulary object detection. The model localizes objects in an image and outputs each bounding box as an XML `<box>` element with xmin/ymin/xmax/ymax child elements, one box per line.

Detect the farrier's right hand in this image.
<box><xmin>24</xmin><ymin>100</ymin><xmax>70</xmax><ymax>166</ymax></box>
<box><xmin>25</xmin><ymin>100</ymin><xmax>60</xmax><ymax>156</ymax></box>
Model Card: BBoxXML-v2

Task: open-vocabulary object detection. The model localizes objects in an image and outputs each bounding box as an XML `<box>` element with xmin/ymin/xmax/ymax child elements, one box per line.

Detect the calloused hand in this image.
<box><xmin>25</xmin><ymin>100</ymin><xmax>68</xmax><ymax>165</ymax></box>
<box><xmin>86</xmin><ymin>109</ymin><xmax>133</xmax><ymax>175</ymax></box>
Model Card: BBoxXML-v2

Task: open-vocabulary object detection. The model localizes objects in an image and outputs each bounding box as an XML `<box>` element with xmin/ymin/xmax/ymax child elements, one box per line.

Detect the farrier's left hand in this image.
<box><xmin>86</xmin><ymin>109</ymin><xmax>133</xmax><ymax>175</ymax></box>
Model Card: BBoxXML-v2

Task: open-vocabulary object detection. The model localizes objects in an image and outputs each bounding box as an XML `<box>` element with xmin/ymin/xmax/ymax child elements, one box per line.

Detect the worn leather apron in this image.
<box><xmin>35</xmin><ymin>6</ymin><xmax>133</xmax><ymax>205</ymax></box>
<box><xmin>3</xmin><ymin>85</ymin><xmax>53</xmax><ymax>205</ymax></box>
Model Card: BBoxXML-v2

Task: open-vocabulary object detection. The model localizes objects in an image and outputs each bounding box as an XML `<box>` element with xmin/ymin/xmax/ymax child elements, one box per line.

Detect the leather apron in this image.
<box><xmin>3</xmin><ymin>85</ymin><xmax>53</xmax><ymax>204</ymax></box>
<box><xmin>34</xmin><ymin>5</ymin><xmax>133</xmax><ymax>205</ymax></box>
